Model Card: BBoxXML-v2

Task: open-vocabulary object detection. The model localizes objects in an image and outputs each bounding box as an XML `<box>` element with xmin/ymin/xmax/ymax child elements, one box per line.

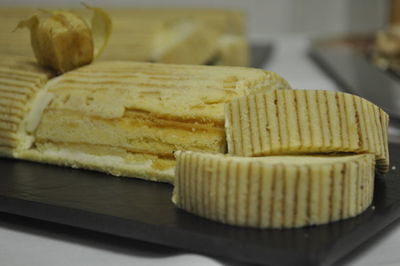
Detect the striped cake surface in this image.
<box><xmin>0</xmin><ymin>55</ymin><xmax>53</xmax><ymax>156</ymax></box>
<box><xmin>225</xmin><ymin>89</ymin><xmax>389</xmax><ymax>173</ymax></box>
<box><xmin>173</xmin><ymin>151</ymin><xmax>375</xmax><ymax>228</ymax></box>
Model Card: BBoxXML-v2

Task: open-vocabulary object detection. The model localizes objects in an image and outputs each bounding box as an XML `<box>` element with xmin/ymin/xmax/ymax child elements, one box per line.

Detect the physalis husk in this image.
<box><xmin>16</xmin><ymin>6</ymin><xmax>112</xmax><ymax>73</ymax></box>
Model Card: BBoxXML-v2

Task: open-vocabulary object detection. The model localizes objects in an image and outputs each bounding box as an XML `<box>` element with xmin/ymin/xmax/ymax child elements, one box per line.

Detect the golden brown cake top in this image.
<box><xmin>45</xmin><ymin>61</ymin><xmax>290</xmax><ymax>122</ymax></box>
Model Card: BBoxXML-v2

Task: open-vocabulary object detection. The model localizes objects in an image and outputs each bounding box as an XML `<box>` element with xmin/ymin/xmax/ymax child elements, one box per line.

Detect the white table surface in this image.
<box><xmin>1</xmin><ymin>36</ymin><xmax>400</xmax><ymax>266</ymax></box>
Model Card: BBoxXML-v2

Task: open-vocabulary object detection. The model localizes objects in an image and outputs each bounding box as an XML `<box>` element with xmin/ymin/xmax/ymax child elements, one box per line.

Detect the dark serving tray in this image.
<box><xmin>0</xmin><ymin>142</ymin><xmax>399</xmax><ymax>266</ymax></box>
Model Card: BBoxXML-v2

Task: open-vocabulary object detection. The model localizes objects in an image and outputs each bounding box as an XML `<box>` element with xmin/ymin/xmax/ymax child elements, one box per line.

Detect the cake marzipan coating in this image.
<box><xmin>8</xmin><ymin>60</ymin><xmax>290</xmax><ymax>183</ymax></box>
<box><xmin>225</xmin><ymin>89</ymin><xmax>390</xmax><ymax>174</ymax></box>
<box><xmin>173</xmin><ymin>151</ymin><xmax>375</xmax><ymax>228</ymax></box>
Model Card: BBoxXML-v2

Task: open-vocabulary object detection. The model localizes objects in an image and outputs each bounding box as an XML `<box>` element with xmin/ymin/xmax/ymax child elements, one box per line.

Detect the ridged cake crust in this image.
<box><xmin>0</xmin><ymin>56</ymin><xmax>53</xmax><ymax>156</ymax></box>
<box><xmin>173</xmin><ymin>151</ymin><xmax>375</xmax><ymax>228</ymax></box>
<box><xmin>225</xmin><ymin>90</ymin><xmax>389</xmax><ymax>173</ymax></box>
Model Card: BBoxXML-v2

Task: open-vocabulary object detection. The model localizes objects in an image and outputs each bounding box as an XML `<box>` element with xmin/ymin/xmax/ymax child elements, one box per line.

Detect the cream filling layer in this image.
<box><xmin>16</xmin><ymin>76</ymin><xmax>60</xmax><ymax>151</ymax></box>
<box><xmin>19</xmin><ymin>147</ymin><xmax>175</xmax><ymax>181</ymax></box>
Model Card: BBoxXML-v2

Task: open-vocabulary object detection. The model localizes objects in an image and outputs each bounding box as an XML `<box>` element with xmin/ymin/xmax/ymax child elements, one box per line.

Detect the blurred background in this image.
<box><xmin>0</xmin><ymin>0</ymin><xmax>390</xmax><ymax>42</ymax></box>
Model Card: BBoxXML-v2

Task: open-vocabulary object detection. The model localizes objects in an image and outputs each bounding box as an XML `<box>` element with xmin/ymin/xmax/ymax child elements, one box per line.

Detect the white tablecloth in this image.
<box><xmin>1</xmin><ymin>36</ymin><xmax>399</xmax><ymax>266</ymax></box>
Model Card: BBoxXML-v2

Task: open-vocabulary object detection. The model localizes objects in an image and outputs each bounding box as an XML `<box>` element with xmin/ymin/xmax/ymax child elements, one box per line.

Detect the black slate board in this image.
<box><xmin>0</xmin><ymin>143</ymin><xmax>399</xmax><ymax>266</ymax></box>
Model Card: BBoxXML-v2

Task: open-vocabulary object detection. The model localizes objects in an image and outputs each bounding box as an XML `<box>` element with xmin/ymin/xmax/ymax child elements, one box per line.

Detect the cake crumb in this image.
<box><xmin>392</xmin><ymin>165</ymin><xmax>397</xmax><ymax>170</ymax></box>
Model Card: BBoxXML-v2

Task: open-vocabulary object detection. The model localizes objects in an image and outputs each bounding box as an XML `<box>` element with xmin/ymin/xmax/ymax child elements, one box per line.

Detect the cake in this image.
<box><xmin>225</xmin><ymin>89</ymin><xmax>390</xmax><ymax>173</ymax></box>
<box><xmin>0</xmin><ymin>55</ymin><xmax>53</xmax><ymax>157</ymax></box>
<box><xmin>173</xmin><ymin>151</ymin><xmax>375</xmax><ymax>228</ymax></box>
<box><xmin>172</xmin><ymin>89</ymin><xmax>389</xmax><ymax>228</ymax></box>
<box><xmin>2</xmin><ymin>57</ymin><xmax>290</xmax><ymax>183</ymax></box>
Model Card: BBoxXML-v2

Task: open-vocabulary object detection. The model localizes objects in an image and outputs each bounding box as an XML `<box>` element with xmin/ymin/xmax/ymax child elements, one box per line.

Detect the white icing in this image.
<box><xmin>15</xmin><ymin>77</ymin><xmax>60</xmax><ymax>151</ymax></box>
<box><xmin>24</xmin><ymin>77</ymin><xmax>61</xmax><ymax>134</ymax></box>
<box><xmin>26</xmin><ymin>91</ymin><xmax>53</xmax><ymax>133</ymax></box>
<box><xmin>224</xmin><ymin>104</ymin><xmax>232</xmax><ymax>154</ymax></box>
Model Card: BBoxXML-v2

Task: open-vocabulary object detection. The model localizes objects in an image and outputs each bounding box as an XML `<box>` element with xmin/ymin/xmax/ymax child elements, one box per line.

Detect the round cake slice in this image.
<box><xmin>225</xmin><ymin>89</ymin><xmax>389</xmax><ymax>174</ymax></box>
<box><xmin>173</xmin><ymin>151</ymin><xmax>375</xmax><ymax>229</ymax></box>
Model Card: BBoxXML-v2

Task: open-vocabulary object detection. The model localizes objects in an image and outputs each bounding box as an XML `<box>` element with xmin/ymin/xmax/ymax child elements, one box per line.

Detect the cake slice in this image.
<box><xmin>10</xmin><ymin>60</ymin><xmax>290</xmax><ymax>183</ymax></box>
<box><xmin>225</xmin><ymin>89</ymin><xmax>390</xmax><ymax>173</ymax></box>
<box><xmin>173</xmin><ymin>151</ymin><xmax>375</xmax><ymax>228</ymax></box>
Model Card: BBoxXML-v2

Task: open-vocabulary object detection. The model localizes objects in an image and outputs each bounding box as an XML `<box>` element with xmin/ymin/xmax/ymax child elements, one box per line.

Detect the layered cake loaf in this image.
<box><xmin>2</xmin><ymin>57</ymin><xmax>290</xmax><ymax>183</ymax></box>
<box><xmin>0</xmin><ymin>55</ymin><xmax>390</xmax><ymax>229</ymax></box>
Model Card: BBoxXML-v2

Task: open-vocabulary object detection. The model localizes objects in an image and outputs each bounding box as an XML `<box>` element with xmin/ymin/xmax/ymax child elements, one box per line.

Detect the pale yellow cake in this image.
<box><xmin>225</xmin><ymin>89</ymin><xmax>390</xmax><ymax>173</ymax></box>
<box><xmin>173</xmin><ymin>151</ymin><xmax>375</xmax><ymax>228</ymax></box>
<box><xmin>2</xmin><ymin>58</ymin><xmax>290</xmax><ymax>183</ymax></box>
<box><xmin>0</xmin><ymin>55</ymin><xmax>386</xmax><ymax>230</ymax></box>
<box><xmin>0</xmin><ymin>55</ymin><xmax>54</xmax><ymax>157</ymax></box>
